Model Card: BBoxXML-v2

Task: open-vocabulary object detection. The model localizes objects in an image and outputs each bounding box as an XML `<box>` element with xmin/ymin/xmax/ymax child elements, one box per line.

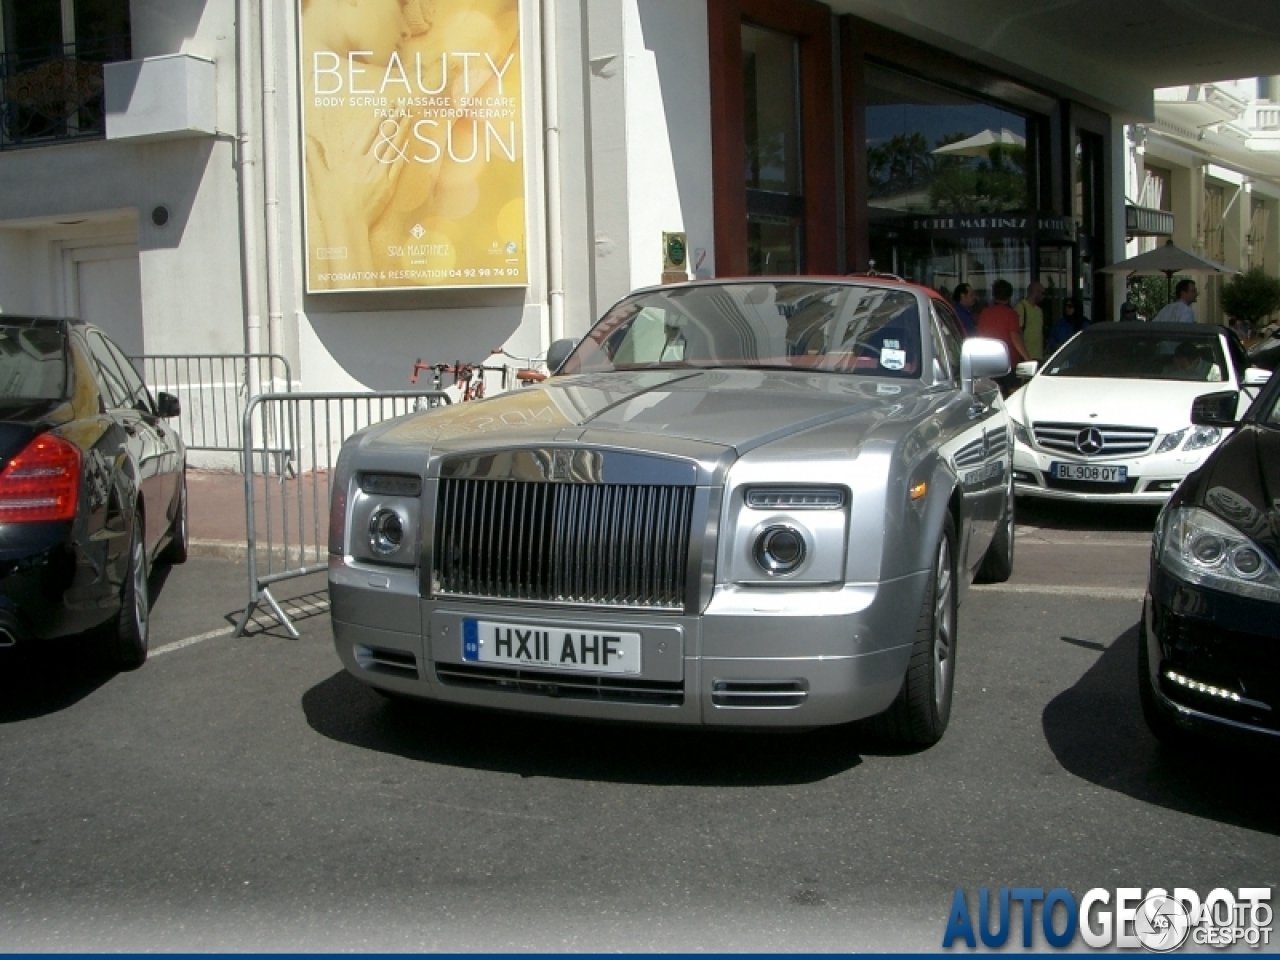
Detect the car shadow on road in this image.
<box><xmin>302</xmin><ymin>670</ymin><xmax>874</xmax><ymax>786</ymax></box>
<box><xmin>1018</xmin><ymin>498</ymin><xmax>1163</xmax><ymax>534</ymax></box>
<box><xmin>0</xmin><ymin>565</ymin><xmax>176</xmax><ymax>723</ymax></box>
<box><xmin>0</xmin><ymin>634</ymin><xmax>115</xmax><ymax>723</ymax></box>
<box><xmin>1042</xmin><ymin>622</ymin><xmax>1279</xmax><ymax>836</ymax></box>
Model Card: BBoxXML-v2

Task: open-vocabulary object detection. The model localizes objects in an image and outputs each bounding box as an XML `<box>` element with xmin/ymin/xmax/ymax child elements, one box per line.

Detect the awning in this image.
<box><xmin>1125</xmin><ymin>204</ymin><xmax>1175</xmax><ymax>238</ymax></box>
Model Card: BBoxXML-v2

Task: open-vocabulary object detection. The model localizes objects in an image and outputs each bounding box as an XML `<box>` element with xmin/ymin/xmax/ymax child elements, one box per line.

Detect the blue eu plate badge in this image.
<box><xmin>462</xmin><ymin>619</ymin><xmax>480</xmax><ymax>661</ymax></box>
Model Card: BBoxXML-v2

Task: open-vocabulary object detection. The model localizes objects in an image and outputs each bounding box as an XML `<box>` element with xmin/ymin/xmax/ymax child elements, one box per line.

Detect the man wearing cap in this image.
<box><xmin>1119</xmin><ymin>302</ymin><xmax>1140</xmax><ymax>322</ymax></box>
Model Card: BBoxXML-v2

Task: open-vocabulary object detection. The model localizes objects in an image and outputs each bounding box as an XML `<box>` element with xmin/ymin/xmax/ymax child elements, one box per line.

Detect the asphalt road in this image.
<box><xmin>1</xmin><ymin>500</ymin><xmax>1276</xmax><ymax>951</ymax></box>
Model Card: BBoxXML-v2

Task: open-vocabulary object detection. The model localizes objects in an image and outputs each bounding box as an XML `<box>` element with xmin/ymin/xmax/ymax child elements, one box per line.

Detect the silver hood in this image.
<box><xmin>357</xmin><ymin>370</ymin><xmax>927</xmax><ymax>461</ymax></box>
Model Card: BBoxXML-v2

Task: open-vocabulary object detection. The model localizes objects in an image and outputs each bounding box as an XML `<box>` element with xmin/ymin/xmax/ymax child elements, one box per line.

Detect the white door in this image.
<box><xmin>69</xmin><ymin>245</ymin><xmax>144</xmax><ymax>357</ymax></box>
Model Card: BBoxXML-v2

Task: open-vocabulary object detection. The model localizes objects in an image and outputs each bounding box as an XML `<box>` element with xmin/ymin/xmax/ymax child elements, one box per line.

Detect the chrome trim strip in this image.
<box><xmin>438</xmin><ymin>447</ymin><xmax>697</xmax><ymax>485</ymax></box>
<box><xmin>1156</xmin><ymin>687</ymin><xmax>1280</xmax><ymax>739</ymax></box>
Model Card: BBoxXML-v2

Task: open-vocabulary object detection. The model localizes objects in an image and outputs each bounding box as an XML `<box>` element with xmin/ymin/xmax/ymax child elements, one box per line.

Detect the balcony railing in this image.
<box><xmin>1246</xmin><ymin>103</ymin><xmax>1280</xmax><ymax>132</ymax></box>
<box><xmin>0</xmin><ymin>35</ymin><xmax>131</xmax><ymax>150</ymax></box>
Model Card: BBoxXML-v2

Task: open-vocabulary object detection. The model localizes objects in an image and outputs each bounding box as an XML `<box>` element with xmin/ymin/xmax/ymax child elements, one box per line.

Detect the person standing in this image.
<box><xmin>1014</xmin><ymin>281</ymin><xmax>1046</xmax><ymax>359</ymax></box>
<box><xmin>952</xmin><ymin>283</ymin><xmax>977</xmax><ymax>336</ymax></box>
<box><xmin>1118</xmin><ymin>301</ymin><xmax>1139</xmax><ymax>322</ymax></box>
<box><xmin>1046</xmin><ymin>297</ymin><xmax>1087</xmax><ymax>354</ymax></box>
<box><xmin>977</xmin><ymin>278</ymin><xmax>1030</xmax><ymax>395</ymax></box>
<box><xmin>1151</xmin><ymin>279</ymin><xmax>1198</xmax><ymax>323</ymax></box>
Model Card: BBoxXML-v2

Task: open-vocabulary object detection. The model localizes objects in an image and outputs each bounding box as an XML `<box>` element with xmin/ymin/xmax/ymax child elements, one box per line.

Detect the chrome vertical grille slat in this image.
<box><xmin>434</xmin><ymin>479</ymin><xmax>695</xmax><ymax>610</ymax></box>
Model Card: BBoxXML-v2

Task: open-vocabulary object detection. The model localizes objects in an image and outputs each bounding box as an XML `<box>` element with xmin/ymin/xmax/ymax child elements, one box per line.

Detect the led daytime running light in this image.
<box><xmin>1165</xmin><ymin>670</ymin><xmax>1241</xmax><ymax>703</ymax></box>
<box><xmin>745</xmin><ymin>488</ymin><xmax>845</xmax><ymax>510</ymax></box>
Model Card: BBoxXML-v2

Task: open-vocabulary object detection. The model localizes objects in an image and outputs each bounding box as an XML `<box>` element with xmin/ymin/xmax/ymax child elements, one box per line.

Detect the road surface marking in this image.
<box><xmin>151</xmin><ymin>626</ymin><xmax>236</xmax><ymax>657</ymax></box>
<box><xmin>971</xmin><ymin>583</ymin><xmax>1144</xmax><ymax>601</ymax></box>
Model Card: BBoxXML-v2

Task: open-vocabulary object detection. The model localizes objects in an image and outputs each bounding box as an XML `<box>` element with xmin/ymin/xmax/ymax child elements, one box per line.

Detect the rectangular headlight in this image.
<box><xmin>745</xmin><ymin>487</ymin><xmax>846</xmax><ymax>510</ymax></box>
<box><xmin>359</xmin><ymin>473</ymin><xmax>422</xmax><ymax>497</ymax></box>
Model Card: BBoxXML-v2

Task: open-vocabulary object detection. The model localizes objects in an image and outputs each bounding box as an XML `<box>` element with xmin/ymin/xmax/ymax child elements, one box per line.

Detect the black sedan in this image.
<box><xmin>0</xmin><ymin>317</ymin><xmax>187</xmax><ymax>670</ymax></box>
<box><xmin>1140</xmin><ymin>369</ymin><xmax>1280</xmax><ymax>746</ymax></box>
<box><xmin>1247</xmin><ymin>329</ymin><xmax>1280</xmax><ymax>371</ymax></box>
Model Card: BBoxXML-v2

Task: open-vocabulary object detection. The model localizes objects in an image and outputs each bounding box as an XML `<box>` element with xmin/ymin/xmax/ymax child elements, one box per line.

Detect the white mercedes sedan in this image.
<box><xmin>1007</xmin><ymin>321</ymin><xmax>1270</xmax><ymax>504</ymax></box>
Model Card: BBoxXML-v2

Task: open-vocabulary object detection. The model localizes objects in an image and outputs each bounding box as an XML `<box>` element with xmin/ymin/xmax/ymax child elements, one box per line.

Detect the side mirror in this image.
<box><xmin>156</xmin><ymin>391</ymin><xmax>181</xmax><ymax>418</ymax></box>
<box><xmin>1243</xmin><ymin>367</ymin><xmax>1272</xmax><ymax>387</ymax></box>
<box><xmin>960</xmin><ymin>338</ymin><xmax>1011</xmax><ymax>394</ymax></box>
<box><xmin>1015</xmin><ymin>360</ymin><xmax>1038</xmax><ymax>379</ymax></box>
<box><xmin>1190</xmin><ymin>390</ymin><xmax>1239</xmax><ymax>428</ymax></box>
<box><xmin>545</xmin><ymin>337</ymin><xmax>579</xmax><ymax>374</ymax></box>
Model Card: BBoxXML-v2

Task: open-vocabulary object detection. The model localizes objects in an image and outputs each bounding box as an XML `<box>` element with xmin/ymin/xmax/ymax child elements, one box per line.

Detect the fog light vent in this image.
<box><xmin>712</xmin><ymin>679</ymin><xmax>809</xmax><ymax>708</ymax></box>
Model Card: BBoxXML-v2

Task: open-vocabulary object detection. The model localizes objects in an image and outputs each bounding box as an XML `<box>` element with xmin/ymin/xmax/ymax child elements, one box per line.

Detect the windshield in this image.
<box><xmin>0</xmin><ymin>325</ymin><xmax>67</xmax><ymax>401</ymax></box>
<box><xmin>560</xmin><ymin>282</ymin><xmax>925</xmax><ymax>378</ymax></box>
<box><xmin>1043</xmin><ymin>331</ymin><xmax>1228</xmax><ymax>382</ymax></box>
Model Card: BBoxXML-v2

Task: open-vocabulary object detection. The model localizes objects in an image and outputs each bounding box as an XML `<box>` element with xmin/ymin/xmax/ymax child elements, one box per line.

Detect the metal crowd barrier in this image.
<box><xmin>130</xmin><ymin>353</ymin><xmax>293</xmax><ymax>462</ymax></box>
<box><xmin>235</xmin><ymin>390</ymin><xmax>450</xmax><ymax>637</ymax></box>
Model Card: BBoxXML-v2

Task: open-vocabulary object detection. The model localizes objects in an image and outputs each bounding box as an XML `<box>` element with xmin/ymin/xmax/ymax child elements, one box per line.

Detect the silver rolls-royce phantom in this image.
<box><xmin>327</xmin><ymin>278</ymin><xmax>1014</xmax><ymax>746</ymax></box>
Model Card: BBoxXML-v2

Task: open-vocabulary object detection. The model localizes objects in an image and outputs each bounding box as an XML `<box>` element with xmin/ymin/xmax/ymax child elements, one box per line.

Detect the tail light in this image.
<box><xmin>0</xmin><ymin>433</ymin><xmax>82</xmax><ymax>523</ymax></box>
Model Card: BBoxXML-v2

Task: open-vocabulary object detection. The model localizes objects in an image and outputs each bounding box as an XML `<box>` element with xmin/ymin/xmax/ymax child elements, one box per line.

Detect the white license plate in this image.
<box><xmin>1051</xmin><ymin>462</ymin><xmax>1128</xmax><ymax>483</ymax></box>
<box><xmin>462</xmin><ymin>619</ymin><xmax>642</xmax><ymax>675</ymax></box>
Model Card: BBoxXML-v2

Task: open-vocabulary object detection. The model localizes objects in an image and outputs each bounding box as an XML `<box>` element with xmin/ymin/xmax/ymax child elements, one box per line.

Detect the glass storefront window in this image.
<box><xmin>743</xmin><ymin>24</ymin><xmax>804</xmax><ymax>275</ymax></box>
<box><xmin>865</xmin><ymin>63</ymin><xmax>1043</xmax><ymax>308</ymax></box>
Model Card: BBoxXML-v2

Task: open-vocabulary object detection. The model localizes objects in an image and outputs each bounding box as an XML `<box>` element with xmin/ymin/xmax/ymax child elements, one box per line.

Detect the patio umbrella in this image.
<box><xmin>931</xmin><ymin>128</ymin><xmax>1026</xmax><ymax>158</ymax></box>
<box><xmin>1100</xmin><ymin>239</ymin><xmax>1237</xmax><ymax>299</ymax></box>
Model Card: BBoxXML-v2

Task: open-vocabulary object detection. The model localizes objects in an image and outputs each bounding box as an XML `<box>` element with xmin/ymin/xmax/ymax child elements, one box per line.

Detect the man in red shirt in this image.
<box><xmin>976</xmin><ymin>279</ymin><xmax>1030</xmax><ymax>395</ymax></box>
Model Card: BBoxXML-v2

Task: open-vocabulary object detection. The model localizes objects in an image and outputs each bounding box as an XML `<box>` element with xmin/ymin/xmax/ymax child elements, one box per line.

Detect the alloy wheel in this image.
<box><xmin>132</xmin><ymin>532</ymin><xmax>149</xmax><ymax>644</ymax></box>
<box><xmin>933</xmin><ymin>536</ymin><xmax>955</xmax><ymax>714</ymax></box>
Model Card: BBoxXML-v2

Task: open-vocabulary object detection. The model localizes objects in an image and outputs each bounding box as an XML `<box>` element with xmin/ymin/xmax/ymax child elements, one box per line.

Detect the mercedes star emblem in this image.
<box><xmin>1075</xmin><ymin>427</ymin><xmax>1104</xmax><ymax>455</ymax></box>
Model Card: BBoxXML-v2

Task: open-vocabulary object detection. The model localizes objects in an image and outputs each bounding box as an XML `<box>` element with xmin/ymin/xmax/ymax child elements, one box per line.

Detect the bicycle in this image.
<box><xmin>489</xmin><ymin>347</ymin><xmax>548</xmax><ymax>389</ymax></box>
<box><xmin>410</xmin><ymin>359</ymin><xmax>489</xmax><ymax>404</ymax></box>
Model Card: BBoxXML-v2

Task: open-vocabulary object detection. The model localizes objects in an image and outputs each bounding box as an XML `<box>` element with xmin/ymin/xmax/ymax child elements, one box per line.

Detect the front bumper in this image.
<box><xmin>1142</xmin><ymin>566</ymin><xmax>1280</xmax><ymax>743</ymax></box>
<box><xmin>329</xmin><ymin>557</ymin><xmax>926</xmax><ymax>728</ymax></box>
<box><xmin>1012</xmin><ymin>440</ymin><xmax>1213</xmax><ymax>504</ymax></box>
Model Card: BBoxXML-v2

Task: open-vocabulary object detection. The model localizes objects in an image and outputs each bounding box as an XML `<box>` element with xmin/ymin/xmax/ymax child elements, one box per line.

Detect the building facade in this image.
<box><xmin>1126</xmin><ymin>77</ymin><xmax>1280</xmax><ymax>326</ymax></box>
<box><xmin>3</xmin><ymin>0</ymin><xmax>1279</xmax><ymax>400</ymax></box>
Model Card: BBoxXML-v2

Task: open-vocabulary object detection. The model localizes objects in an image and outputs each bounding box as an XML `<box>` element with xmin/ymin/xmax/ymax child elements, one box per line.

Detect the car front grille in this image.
<box><xmin>433</xmin><ymin>479</ymin><xmax>695</xmax><ymax>609</ymax></box>
<box><xmin>436</xmin><ymin>662</ymin><xmax>685</xmax><ymax>705</ymax></box>
<box><xmin>1032</xmin><ymin>422</ymin><xmax>1156</xmax><ymax>457</ymax></box>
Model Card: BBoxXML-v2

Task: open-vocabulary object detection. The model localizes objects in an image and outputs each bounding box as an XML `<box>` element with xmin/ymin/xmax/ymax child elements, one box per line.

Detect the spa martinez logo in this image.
<box><xmin>942</xmin><ymin>886</ymin><xmax>1272</xmax><ymax>951</ymax></box>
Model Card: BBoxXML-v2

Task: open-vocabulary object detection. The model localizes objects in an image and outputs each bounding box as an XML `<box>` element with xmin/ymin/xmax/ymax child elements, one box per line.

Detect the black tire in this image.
<box><xmin>108</xmin><ymin>513</ymin><xmax>150</xmax><ymax>671</ymax></box>
<box><xmin>873</xmin><ymin>514</ymin><xmax>958</xmax><ymax>748</ymax></box>
<box><xmin>975</xmin><ymin>479</ymin><xmax>1015</xmax><ymax>584</ymax></box>
<box><xmin>159</xmin><ymin>471</ymin><xmax>189</xmax><ymax>565</ymax></box>
<box><xmin>1137</xmin><ymin>615</ymin><xmax>1188</xmax><ymax>749</ymax></box>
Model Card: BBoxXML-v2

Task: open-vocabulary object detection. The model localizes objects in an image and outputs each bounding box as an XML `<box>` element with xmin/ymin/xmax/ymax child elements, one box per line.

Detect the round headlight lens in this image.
<box><xmin>753</xmin><ymin>525</ymin><xmax>807</xmax><ymax>576</ymax></box>
<box><xmin>1231</xmin><ymin>546</ymin><xmax>1264</xmax><ymax>579</ymax></box>
<box><xmin>1190</xmin><ymin>534</ymin><xmax>1225</xmax><ymax>566</ymax></box>
<box><xmin>368</xmin><ymin>508</ymin><xmax>405</xmax><ymax>555</ymax></box>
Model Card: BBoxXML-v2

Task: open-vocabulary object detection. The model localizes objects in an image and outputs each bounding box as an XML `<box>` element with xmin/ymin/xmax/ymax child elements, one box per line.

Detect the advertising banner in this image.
<box><xmin>299</xmin><ymin>0</ymin><xmax>527</xmax><ymax>292</ymax></box>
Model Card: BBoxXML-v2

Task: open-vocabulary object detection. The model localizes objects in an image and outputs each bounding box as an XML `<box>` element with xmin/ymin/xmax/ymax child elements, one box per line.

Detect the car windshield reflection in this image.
<box><xmin>1044</xmin><ymin>331</ymin><xmax>1227</xmax><ymax>382</ymax></box>
<box><xmin>560</xmin><ymin>282</ymin><xmax>924</xmax><ymax>379</ymax></box>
